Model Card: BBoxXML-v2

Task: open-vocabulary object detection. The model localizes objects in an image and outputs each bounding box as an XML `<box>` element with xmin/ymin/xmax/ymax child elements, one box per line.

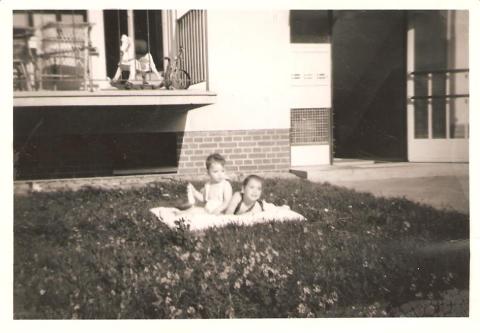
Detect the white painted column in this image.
<box><xmin>162</xmin><ymin>10</ymin><xmax>177</xmax><ymax>67</ymax></box>
<box><xmin>87</xmin><ymin>10</ymin><xmax>108</xmax><ymax>89</ymax></box>
<box><xmin>127</xmin><ymin>10</ymin><xmax>135</xmax><ymax>41</ymax></box>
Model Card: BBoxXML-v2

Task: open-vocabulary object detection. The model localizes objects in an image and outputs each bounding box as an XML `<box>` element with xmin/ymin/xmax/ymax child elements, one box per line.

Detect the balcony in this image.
<box><xmin>14</xmin><ymin>88</ymin><xmax>216</xmax><ymax>107</ymax></box>
<box><xmin>13</xmin><ymin>10</ymin><xmax>215</xmax><ymax>108</ymax></box>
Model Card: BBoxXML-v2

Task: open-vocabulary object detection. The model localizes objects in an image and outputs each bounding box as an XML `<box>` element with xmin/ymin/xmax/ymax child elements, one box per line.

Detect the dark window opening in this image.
<box><xmin>103</xmin><ymin>10</ymin><xmax>128</xmax><ymax>79</ymax></box>
<box><xmin>134</xmin><ymin>10</ymin><xmax>163</xmax><ymax>72</ymax></box>
<box><xmin>103</xmin><ymin>10</ymin><xmax>163</xmax><ymax>79</ymax></box>
<box><xmin>332</xmin><ymin>10</ymin><xmax>407</xmax><ymax>160</ymax></box>
<box><xmin>14</xmin><ymin>133</ymin><xmax>177</xmax><ymax>180</ymax></box>
<box><xmin>290</xmin><ymin>10</ymin><xmax>330</xmax><ymax>43</ymax></box>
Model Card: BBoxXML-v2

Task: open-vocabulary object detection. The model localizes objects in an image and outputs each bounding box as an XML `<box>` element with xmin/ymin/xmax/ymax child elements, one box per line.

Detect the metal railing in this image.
<box><xmin>176</xmin><ymin>10</ymin><xmax>208</xmax><ymax>86</ymax></box>
<box><xmin>410</xmin><ymin>68</ymin><xmax>469</xmax><ymax>75</ymax></box>
<box><xmin>410</xmin><ymin>94</ymin><xmax>469</xmax><ymax>100</ymax></box>
<box><xmin>408</xmin><ymin>68</ymin><xmax>469</xmax><ymax>139</ymax></box>
<box><xmin>408</xmin><ymin>68</ymin><xmax>469</xmax><ymax>100</ymax></box>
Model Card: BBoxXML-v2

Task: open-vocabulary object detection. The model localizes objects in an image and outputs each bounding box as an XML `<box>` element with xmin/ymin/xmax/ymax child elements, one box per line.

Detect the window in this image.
<box><xmin>290</xmin><ymin>10</ymin><xmax>330</xmax><ymax>43</ymax></box>
<box><xmin>13</xmin><ymin>10</ymin><xmax>87</xmax><ymax>28</ymax></box>
<box><xmin>13</xmin><ymin>10</ymin><xmax>93</xmax><ymax>91</ymax></box>
<box><xmin>103</xmin><ymin>10</ymin><xmax>164</xmax><ymax>79</ymax></box>
<box><xmin>290</xmin><ymin>108</ymin><xmax>330</xmax><ymax>145</ymax></box>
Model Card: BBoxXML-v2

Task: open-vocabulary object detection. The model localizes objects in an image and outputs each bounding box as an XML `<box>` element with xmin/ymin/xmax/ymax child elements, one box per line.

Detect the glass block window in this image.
<box><xmin>290</xmin><ymin>108</ymin><xmax>330</xmax><ymax>145</ymax></box>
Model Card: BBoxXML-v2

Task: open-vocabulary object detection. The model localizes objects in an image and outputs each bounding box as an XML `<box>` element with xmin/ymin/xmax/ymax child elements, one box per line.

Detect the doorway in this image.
<box><xmin>103</xmin><ymin>10</ymin><xmax>163</xmax><ymax>79</ymax></box>
<box><xmin>406</xmin><ymin>11</ymin><xmax>469</xmax><ymax>162</ymax></box>
<box><xmin>332</xmin><ymin>10</ymin><xmax>407</xmax><ymax>161</ymax></box>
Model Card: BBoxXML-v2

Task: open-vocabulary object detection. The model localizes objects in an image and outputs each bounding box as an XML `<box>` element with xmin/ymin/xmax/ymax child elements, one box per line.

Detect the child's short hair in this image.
<box><xmin>205</xmin><ymin>153</ymin><xmax>226</xmax><ymax>170</ymax></box>
<box><xmin>242</xmin><ymin>174</ymin><xmax>264</xmax><ymax>187</ymax></box>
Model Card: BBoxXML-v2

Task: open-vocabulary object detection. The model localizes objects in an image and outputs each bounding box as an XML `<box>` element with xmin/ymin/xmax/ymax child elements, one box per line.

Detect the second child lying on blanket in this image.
<box><xmin>225</xmin><ymin>174</ymin><xmax>265</xmax><ymax>215</ymax></box>
<box><xmin>226</xmin><ymin>174</ymin><xmax>291</xmax><ymax>215</ymax></box>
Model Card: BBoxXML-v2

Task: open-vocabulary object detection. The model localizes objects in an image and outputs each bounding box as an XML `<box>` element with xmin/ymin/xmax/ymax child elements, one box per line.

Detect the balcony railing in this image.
<box><xmin>176</xmin><ymin>10</ymin><xmax>208</xmax><ymax>86</ymax></box>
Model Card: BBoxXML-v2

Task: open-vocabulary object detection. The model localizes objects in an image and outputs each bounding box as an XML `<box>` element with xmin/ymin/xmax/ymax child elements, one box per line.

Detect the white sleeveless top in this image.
<box><xmin>204</xmin><ymin>180</ymin><xmax>229</xmax><ymax>211</ymax></box>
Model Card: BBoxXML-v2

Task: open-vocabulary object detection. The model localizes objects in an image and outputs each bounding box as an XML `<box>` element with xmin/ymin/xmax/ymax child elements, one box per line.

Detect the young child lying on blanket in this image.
<box><xmin>225</xmin><ymin>174</ymin><xmax>291</xmax><ymax>215</ymax></box>
<box><xmin>179</xmin><ymin>153</ymin><xmax>233</xmax><ymax>215</ymax></box>
<box><xmin>225</xmin><ymin>174</ymin><xmax>265</xmax><ymax>215</ymax></box>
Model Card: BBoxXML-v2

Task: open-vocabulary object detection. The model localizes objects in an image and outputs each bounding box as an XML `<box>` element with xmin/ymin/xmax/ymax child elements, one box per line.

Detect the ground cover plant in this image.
<box><xmin>14</xmin><ymin>178</ymin><xmax>469</xmax><ymax>318</ymax></box>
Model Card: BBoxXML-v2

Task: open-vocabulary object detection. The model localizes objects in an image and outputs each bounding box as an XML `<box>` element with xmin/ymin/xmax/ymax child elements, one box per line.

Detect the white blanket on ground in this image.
<box><xmin>150</xmin><ymin>205</ymin><xmax>306</xmax><ymax>231</ymax></box>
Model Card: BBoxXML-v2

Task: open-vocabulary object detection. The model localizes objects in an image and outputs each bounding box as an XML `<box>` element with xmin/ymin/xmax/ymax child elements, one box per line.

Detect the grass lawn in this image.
<box><xmin>13</xmin><ymin>178</ymin><xmax>469</xmax><ymax>318</ymax></box>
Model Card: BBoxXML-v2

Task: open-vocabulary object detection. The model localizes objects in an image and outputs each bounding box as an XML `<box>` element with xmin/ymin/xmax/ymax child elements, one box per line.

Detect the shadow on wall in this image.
<box><xmin>13</xmin><ymin>105</ymin><xmax>192</xmax><ymax>180</ymax></box>
<box><xmin>332</xmin><ymin>10</ymin><xmax>407</xmax><ymax>160</ymax></box>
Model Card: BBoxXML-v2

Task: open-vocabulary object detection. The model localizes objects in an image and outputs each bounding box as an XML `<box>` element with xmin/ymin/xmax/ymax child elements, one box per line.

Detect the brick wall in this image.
<box><xmin>176</xmin><ymin>129</ymin><xmax>290</xmax><ymax>175</ymax></box>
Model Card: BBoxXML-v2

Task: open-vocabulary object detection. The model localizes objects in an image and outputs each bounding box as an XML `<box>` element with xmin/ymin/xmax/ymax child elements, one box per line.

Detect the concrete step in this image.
<box><xmin>290</xmin><ymin>162</ymin><xmax>468</xmax><ymax>182</ymax></box>
<box><xmin>332</xmin><ymin>158</ymin><xmax>376</xmax><ymax>166</ymax></box>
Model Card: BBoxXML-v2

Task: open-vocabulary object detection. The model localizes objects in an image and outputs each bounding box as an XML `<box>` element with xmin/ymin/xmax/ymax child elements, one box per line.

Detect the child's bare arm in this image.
<box><xmin>188</xmin><ymin>183</ymin><xmax>205</xmax><ymax>203</ymax></box>
<box><xmin>195</xmin><ymin>186</ymin><xmax>205</xmax><ymax>202</ymax></box>
<box><xmin>225</xmin><ymin>191</ymin><xmax>241</xmax><ymax>215</ymax></box>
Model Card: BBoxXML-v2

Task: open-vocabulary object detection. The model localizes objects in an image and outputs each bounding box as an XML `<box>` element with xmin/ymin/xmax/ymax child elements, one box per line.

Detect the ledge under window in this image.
<box><xmin>13</xmin><ymin>89</ymin><xmax>217</xmax><ymax>107</ymax></box>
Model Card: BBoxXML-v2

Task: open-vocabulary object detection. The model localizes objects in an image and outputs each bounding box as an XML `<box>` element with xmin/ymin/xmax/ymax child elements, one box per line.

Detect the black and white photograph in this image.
<box><xmin>3</xmin><ymin>0</ymin><xmax>479</xmax><ymax>329</ymax></box>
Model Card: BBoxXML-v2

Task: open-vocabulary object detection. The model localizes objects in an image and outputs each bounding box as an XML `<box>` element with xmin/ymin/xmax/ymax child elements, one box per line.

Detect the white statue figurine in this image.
<box><xmin>112</xmin><ymin>34</ymin><xmax>136</xmax><ymax>82</ymax></box>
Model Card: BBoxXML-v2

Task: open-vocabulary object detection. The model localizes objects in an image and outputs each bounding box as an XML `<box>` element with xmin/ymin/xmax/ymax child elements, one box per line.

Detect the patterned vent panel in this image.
<box><xmin>290</xmin><ymin>108</ymin><xmax>330</xmax><ymax>145</ymax></box>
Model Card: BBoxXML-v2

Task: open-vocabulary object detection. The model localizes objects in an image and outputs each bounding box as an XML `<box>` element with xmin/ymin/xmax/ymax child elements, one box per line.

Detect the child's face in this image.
<box><xmin>208</xmin><ymin>162</ymin><xmax>225</xmax><ymax>183</ymax></box>
<box><xmin>243</xmin><ymin>179</ymin><xmax>262</xmax><ymax>202</ymax></box>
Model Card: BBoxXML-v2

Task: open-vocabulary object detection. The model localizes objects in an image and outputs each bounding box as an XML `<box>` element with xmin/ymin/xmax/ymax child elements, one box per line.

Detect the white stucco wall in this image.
<box><xmin>182</xmin><ymin>10</ymin><xmax>291</xmax><ymax>132</ymax></box>
<box><xmin>291</xmin><ymin>145</ymin><xmax>330</xmax><ymax>166</ymax></box>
